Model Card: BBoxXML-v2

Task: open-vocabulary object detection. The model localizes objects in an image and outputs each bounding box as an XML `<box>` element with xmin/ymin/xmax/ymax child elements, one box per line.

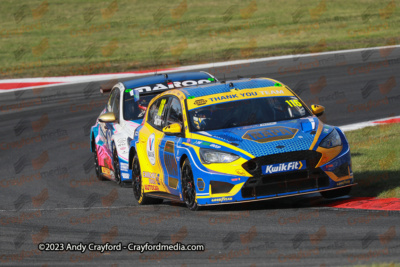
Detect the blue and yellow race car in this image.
<box><xmin>128</xmin><ymin>78</ymin><xmax>354</xmax><ymax>210</ymax></box>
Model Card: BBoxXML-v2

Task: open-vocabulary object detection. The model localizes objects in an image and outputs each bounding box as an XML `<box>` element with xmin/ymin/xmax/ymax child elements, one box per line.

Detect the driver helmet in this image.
<box><xmin>193</xmin><ymin>109</ymin><xmax>211</xmax><ymax>130</ymax></box>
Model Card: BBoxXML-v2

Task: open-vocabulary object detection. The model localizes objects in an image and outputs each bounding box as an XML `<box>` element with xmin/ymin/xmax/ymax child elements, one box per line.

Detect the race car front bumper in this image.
<box><xmin>195</xmin><ymin>145</ymin><xmax>354</xmax><ymax>206</ymax></box>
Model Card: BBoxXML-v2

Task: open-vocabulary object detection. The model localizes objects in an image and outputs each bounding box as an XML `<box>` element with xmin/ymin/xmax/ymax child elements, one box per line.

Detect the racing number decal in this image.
<box><xmin>158</xmin><ymin>99</ymin><xmax>167</xmax><ymax>116</ymax></box>
<box><xmin>285</xmin><ymin>99</ymin><xmax>302</xmax><ymax>107</ymax></box>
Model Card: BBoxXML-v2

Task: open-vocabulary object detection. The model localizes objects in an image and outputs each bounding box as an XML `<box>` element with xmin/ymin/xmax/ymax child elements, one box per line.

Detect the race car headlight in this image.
<box><xmin>199</xmin><ymin>148</ymin><xmax>239</xmax><ymax>164</ymax></box>
<box><xmin>319</xmin><ymin>129</ymin><xmax>342</xmax><ymax>148</ymax></box>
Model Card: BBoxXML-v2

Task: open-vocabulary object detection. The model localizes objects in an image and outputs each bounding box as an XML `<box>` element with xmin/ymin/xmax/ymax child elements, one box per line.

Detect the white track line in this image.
<box><xmin>0</xmin><ymin>205</ymin><xmax>150</xmax><ymax>213</ymax></box>
<box><xmin>339</xmin><ymin>115</ymin><xmax>400</xmax><ymax>132</ymax></box>
<box><xmin>1</xmin><ymin>45</ymin><xmax>399</xmax><ymax>132</ymax></box>
<box><xmin>1</xmin><ymin>44</ymin><xmax>399</xmax><ymax>92</ymax></box>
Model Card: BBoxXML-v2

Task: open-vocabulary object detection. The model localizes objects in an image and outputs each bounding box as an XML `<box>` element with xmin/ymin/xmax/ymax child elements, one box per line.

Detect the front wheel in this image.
<box><xmin>112</xmin><ymin>144</ymin><xmax>122</xmax><ymax>186</ymax></box>
<box><xmin>132</xmin><ymin>153</ymin><xmax>162</xmax><ymax>205</ymax></box>
<box><xmin>181</xmin><ymin>158</ymin><xmax>199</xmax><ymax>211</ymax></box>
<box><xmin>321</xmin><ymin>186</ymin><xmax>351</xmax><ymax>199</ymax></box>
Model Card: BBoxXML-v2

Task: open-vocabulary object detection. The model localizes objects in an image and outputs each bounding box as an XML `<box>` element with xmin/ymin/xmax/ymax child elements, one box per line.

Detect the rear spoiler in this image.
<box><xmin>100</xmin><ymin>73</ymin><xmax>219</xmax><ymax>95</ymax></box>
<box><xmin>129</xmin><ymin>74</ymin><xmax>219</xmax><ymax>95</ymax></box>
<box><xmin>100</xmin><ymin>79</ymin><xmax>118</xmax><ymax>94</ymax></box>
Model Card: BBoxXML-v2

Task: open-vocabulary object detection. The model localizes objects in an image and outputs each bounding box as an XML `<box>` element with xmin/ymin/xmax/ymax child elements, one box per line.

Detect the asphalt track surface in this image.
<box><xmin>1</xmin><ymin>47</ymin><xmax>400</xmax><ymax>266</ymax></box>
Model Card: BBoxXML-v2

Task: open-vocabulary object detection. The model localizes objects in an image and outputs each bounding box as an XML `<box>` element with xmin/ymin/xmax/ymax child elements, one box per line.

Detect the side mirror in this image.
<box><xmin>162</xmin><ymin>123</ymin><xmax>182</xmax><ymax>135</ymax></box>
<box><xmin>311</xmin><ymin>104</ymin><xmax>325</xmax><ymax>117</ymax></box>
<box><xmin>98</xmin><ymin>112</ymin><xmax>117</xmax><ymax>123</ymax></box>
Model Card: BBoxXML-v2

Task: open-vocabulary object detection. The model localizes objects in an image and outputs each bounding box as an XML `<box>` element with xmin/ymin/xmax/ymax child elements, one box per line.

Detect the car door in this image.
<box><xmin>98</xmin><ymin>88</ymin><xmax>120</xmax><ymax>173</ymax></box>
<box><xmin>137</xmin><ymin>96</ymin><xmax>171</xmax><ymax>193</ymax></box>
<box><xmin>157</xmin><ymin>96</ymin><xmax>185</xmax><ymax>196</ymax></box>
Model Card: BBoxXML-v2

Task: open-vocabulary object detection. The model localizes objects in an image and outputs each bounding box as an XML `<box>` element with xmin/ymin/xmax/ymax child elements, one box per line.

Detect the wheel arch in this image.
<box><xmin>178</xmin><ymin>154</ymin><xmax>189</xmax><ymax>195</ymax></box>
<box><xmin>179</xmin><ymin>154</ymin><xmax>188</xmax><ymax>171</ymax></box>
<box><xmin>129</xmin><ymin>147</ymin><xmax>137</xmax><ymax>170</ymax></box>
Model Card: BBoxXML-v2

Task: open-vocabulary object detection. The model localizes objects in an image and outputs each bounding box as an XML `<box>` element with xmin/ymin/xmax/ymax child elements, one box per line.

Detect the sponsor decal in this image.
<box><xmin>235</xmin><ymin>169</ymin><xmax>246</xmax><ymax>175</ymax></box>
<box><xmin>262</xmin><ymin>160</ymin><xmax>306</xmax><ymax>174</ymax></box>
<box><xmin>194</xmin><ymin>99</ymin><xmax>207</xmax><ymax>106</ymax></box>
<box><xmin>337</xmin><ymin>179</ymin><xmax>351</xmax><ymax>186</ymax></box>
<box><xmin>101</xmin><ymin>167</ymin><xmax>111</xmax><ymax>175</ymax></box>
<box><xmin>133</xmin><ymin>79</ymin><xmax>211</xmax><ymax>93</ymax></box>
<box><xmin>206</xmin><ymin>90</ymin><xmax>285</xmax><ymax>103</ymax></box>
<box><xmin>116</xmin><ymin>138</ymin><xmax>126</xmax><ymax>150</ymax></box>
<box><xmin>243</xmin><ymin>126</ymin><xmax>298</xmax><ymax>143</ymax></box>
<box><xmin>146</xmin><ymin>134</ymin><xmax>156</xmax><ymax>165</ymax></box>
<box><xmin>144</xmin><ymin>185</ymin><xmax>159</xmax><ymax>191</ymax></box>
<box><xmin>143</xmin><ymin>171</ymin><xmax>160</xmax><ymax>185</ymax></box>
<box><xmin>211</xmin><ymin>197</ymin><xmax>232</xmax><ymax>202</ymax></box>
<box><xmin>193</xmin><ymin>140</ymin><xmax>222</xmax><ymax>149</ymax></box>
<box><xmin>120</xmin><ymin>163</ymin><xmax>128</xmax><ymax>172</ymax></box>
<box><xmin>142</xmin><ymin>171</ymin><xmax>159</xmax><ymax>179</ymax></box>
<box><xmin>210</xmin><ymin>143</ymin><xmax>221</xmax><ymax>149</ymax></box>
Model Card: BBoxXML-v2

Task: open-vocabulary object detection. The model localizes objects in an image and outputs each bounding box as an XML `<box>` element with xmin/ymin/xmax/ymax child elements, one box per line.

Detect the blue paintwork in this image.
<box><xmin>195</xmin><ymin>117</ymin><xmax>319</xmax><ymax>157</ymax></box>
<box><xmin>129</xmin><ymin>78</ymin><xmax>354</xmax><ymax>205</ymax></box>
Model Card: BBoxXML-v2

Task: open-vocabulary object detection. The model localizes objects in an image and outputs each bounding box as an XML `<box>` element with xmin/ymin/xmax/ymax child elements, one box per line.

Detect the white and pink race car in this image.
<box><xmin>90</xmin><ymin>72</ymin><xmax>217</xmax><ymax>186</ymax></box>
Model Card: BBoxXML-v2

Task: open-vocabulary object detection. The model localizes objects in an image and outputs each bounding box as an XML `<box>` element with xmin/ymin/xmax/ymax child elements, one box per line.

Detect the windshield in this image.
<box><xmin>123</xmin><ymin>91</ymin><xmax>155</xmax><ymax>121</ymax></box>
<box><xmin>188</xmin><ymin>96</ymin><xmax>311</xmax><ymax>131</ymax></box>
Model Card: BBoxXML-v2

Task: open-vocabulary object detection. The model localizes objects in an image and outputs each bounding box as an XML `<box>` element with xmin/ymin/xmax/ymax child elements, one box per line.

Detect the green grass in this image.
<box><xmin>351</xmin><ymin>263</ymin><xmax>400</xmax><ymax>267</ymax></box>
<box><xmin>346</xmin><ymin>123</ymin><xmax>400</xmax><ymax>198</ymax></box>
<box><xmin>0</xmin><ymin>0</ymin><xmax>399</xmax><ymax>78</ymax></box>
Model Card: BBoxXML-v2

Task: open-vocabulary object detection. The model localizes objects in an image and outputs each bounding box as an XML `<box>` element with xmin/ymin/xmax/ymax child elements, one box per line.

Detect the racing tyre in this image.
<box><xmin>112</xmin><ymin>144</ymin><xmax>123</xmax><ymax>186</ymax></box>
<box><xmin>132</xmin><ymin>154</ymin><xmax>163</xmax><ymax>205</ymax></box>
<box><xmin>321</xmin><ymin>186</ymin><xmax>351</xmax><ymax>199</ymax></box>
<box><xmin>93</xmin><ymin>142</ymin><xmax>104</xmax><ymax>181</ymax></box>
<box><xmin>181</xmin><ymin>158</ymin><xmax>200</xmax><ymax>211</ymax></box>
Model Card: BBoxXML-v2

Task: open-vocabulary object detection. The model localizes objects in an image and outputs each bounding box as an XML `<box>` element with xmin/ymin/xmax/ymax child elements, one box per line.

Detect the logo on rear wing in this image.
<box><xmin>133</xmin><ymin>79</ymin><xmax>212</xmax><ymax>93</ymax></box>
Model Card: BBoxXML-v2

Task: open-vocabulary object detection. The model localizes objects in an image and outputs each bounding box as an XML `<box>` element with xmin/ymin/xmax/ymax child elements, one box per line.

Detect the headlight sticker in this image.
<box><xmin>193</xmin><ymin>140</ymin><xmax>222</xmax><ymax>149</ymax></box>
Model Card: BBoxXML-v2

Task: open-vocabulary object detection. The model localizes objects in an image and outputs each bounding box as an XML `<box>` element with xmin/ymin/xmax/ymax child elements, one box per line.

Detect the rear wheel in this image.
<box><xmin>132</xmin><ymin>153</ymin><xmax>163</xmax><ymax>205</ymax></box>
<box><xmin>181</xmin><ymin>158</ymin><xmax>199</xmax><ymax>211</ymax></box>
<box><xmin>321</xmin><ymin>186</ymin><xmax>351</xmax><ymax>199</ymax></box>
<box><xmin>112</xmin><ymin>144</ymin><xmax>122</xmax><ymax>186</ymax></box>
<box><xmin>93</xmin><ymin>142</ymin><xmax>104</xmax><ymax>181</ymax></box>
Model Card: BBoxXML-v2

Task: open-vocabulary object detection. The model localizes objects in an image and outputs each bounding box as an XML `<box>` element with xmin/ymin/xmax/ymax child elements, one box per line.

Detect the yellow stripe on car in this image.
<box><xmin>186</xmin><ymin>87</ymin><xmax>294</xmax><ymax>110</ymax></box>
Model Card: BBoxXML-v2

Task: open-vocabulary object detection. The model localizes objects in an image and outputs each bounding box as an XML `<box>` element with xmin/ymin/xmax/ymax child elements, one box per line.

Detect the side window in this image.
<box><xmin>107</xmin><ymin>89</ymin><xmax>117</xmax><ymax>112</ymax></box>
<box><xmin>147</xmin><ymin>99</ymin><xmax>160</xmax><ymax>125</ymax></box>
<box><xmin>147</xmin><ymin>97</ymin><xmax>170</xmax><ymax>130</ymax></box>
<box><xmin>166</xmin><ymin>97</ymin><xmax>183</xmax><ymax>127</ymax></box>
<box><xmin>112</xmin><ymin>90</ymin><xmax>120</xmax><ymax>121</ymax></box>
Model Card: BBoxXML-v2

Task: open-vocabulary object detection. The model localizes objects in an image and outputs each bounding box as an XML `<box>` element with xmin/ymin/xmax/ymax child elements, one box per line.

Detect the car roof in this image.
<box><xmin>122</xmin><ymin>71</ymin><xmax>214</xmax><ymax>89</ymax></box>
<box><xmin>179</xmin><ymin>78</ymin><xmax>285</xmax><ymax>98</ymax></box>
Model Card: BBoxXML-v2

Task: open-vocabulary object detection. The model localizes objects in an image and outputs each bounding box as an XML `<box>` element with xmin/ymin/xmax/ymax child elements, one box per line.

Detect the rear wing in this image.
<box><xmin>100</xmin><ymin>72</ymin><xmax>218</xmax><ymax>95</ymax></box>
<box><xmin>132</xmin><ymin>76</ymin><xmax>218</xmax><ymax>95</ymax></box>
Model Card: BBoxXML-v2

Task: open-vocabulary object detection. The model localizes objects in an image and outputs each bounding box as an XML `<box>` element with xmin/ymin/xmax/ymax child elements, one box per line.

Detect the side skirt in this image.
<box><xmin>147</xmin><ymin>192</ymin><xmax>183</xmax><ymax>202</ymax></box>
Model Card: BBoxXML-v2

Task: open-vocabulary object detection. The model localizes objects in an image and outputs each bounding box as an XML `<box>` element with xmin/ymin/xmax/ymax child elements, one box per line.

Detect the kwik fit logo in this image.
<box><xmin>263</xmin><ymin>160</ymin><xmax>306</xmax><ymax>174</ymax></box>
